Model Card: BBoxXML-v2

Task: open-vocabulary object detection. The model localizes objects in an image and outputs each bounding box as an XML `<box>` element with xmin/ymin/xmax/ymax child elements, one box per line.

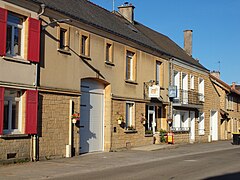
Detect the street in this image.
<box><xmin>0</xmin><ymin>141</ymin><xmax>240</xmax><ymax>180</ymax></box>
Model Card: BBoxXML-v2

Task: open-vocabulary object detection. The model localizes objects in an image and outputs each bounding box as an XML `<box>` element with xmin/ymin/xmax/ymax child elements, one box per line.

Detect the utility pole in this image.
<box><xmin>113</xmin><ymin>0</ymin><xmax>115</xmax><ymax>11</ymax></box>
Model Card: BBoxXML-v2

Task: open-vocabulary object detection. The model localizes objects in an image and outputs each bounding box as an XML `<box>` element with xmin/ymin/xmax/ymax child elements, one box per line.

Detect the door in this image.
<box><xmin>147</xmin><ymin>106</ymin><xmax>156</xmax><ymax>134</ymax></box>
<box><xmin>210</xmin><ymin>111</ymin><xmax>218</xmax><ymax>141</ymax></box>
<box><xmin>80</xmin><ymin>80</ymin><xmax>104</xmax><ymax>153</ymax></box>
<box><xmin>190</xmin><ymin>111</ymin><xmax>195</xmax><ymax>143</ymax></box>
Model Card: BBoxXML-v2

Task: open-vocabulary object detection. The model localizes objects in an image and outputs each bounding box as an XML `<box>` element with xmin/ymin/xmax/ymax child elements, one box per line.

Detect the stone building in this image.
<box><xmin>0</xmin><ymin>0</ymin><xmax>239</xmax><ymax>164</ymax></box>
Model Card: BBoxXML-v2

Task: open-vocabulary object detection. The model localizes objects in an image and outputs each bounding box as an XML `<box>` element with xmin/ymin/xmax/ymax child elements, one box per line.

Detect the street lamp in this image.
<box><xmin>42</xmin><ymin>18</ymin><xmax>72</xmax><ymax>30</ymax></box>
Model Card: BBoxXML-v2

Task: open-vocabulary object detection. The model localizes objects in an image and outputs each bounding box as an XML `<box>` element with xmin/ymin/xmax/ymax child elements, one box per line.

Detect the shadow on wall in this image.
<box><xmin>203</xmin><ymin>172</ymin><xmax>240</xmax><ymax>180</ymax></box>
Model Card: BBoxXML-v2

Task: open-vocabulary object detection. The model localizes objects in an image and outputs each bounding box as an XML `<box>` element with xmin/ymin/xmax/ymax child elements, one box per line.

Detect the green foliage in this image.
<box><xmin>159</xmin><ymin>129</ymin><xmax>167</xmax><ymax>142</ymax></box>
<box><xmin>145</xmin><ymin>130</ymin><xmax>153</xmax><ymax>134</ymax></box>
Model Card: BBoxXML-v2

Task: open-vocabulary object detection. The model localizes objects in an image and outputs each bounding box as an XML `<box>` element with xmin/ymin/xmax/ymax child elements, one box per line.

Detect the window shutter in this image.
<box><xmin>0</xmin><ymin>7</ymin><xmax>7</xmax><ymax>56</ymax></box>
<box><xmin>26</xmin><ymin>90</ymin><xmax>38</xmax><ymax>134</ymax></box>
<box><xmin>27</xmin><ymin>17</ymin><xmax>40</xmax><ymax>63</ymax></box>
<box><xmin>0</xmin><ymin>87</ymin><xmax>4</xmax><ymax>135</ymax></box>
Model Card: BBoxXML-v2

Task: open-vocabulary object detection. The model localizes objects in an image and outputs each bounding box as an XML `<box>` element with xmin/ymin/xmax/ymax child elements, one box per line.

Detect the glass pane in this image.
<box><xmin>14</xmin><ymin>27</ymin><xmax>21</xmax><ymax>56</ymax></box>
<box><xmin>11</xmin><ymin>101</ymin><xmax>18</xmax><ymax>129</ymax></box>
<box><xmin>149</xmin><ymin>114</ymin><xmax>153</xmax><ymax>130</ymax></box>
<box><xmin>4</xmin><ymin>101</ymin><xmax>9</xmax><ymax>130</ymax></box>
<box><xmin>8</xmin><ymin>13</ymin><xmax>22</xmax><ymax>25</ymax></box>
<box><xmin>81</xmin><ymin>36</ymin><xmax>87</xmax><ymax>55</ymax></box>
<box><xmin>60</xmin><ymin>29</ymin><xmax>65</xmax><ymax>49</ymax></box>
<box><xmin>6</xmin><ymin>25</ymin><xmax>12</xmax><ymax>54</ymax></box>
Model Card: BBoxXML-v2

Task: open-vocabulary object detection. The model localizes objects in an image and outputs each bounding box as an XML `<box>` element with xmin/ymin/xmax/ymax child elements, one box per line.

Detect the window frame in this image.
<box><xmin>57</xmin><ymin>25</ymin><xmax>70</xmax><ymax>53</ymax></box>
<box><xmin>190</xmin><ymin>74</ymin><xmax>194</xmax><ymax>90</ymax></box>
<box><xmin>198</xmin><ymin>78</ymin><xmax>205</xmax><ymax>102</ymax></box>
<box><xmin>125</xmin><ymin>50</ymin><xmax>136</xmax><ymax>82</ymax></box>
<box><xmin>156</xmin><ymin>61</ymin><xmax>162</xmax><ymax>86</ymax></box>
<box><xmin>105</xmin><ymin>42</ymin><xmax>113</xmax><ymax>63</ymax></box>
<box><xmin>3</xmin><ymin>89</ymin><xmax>22</xmax><ymax>134</ymax></box>
<box><xmin>125</xmin><ymin>102</ymin><xmax>135</xmax><ymax>129</ymax></box>
<box><xmin>6</xmin><ymin>12</ymin><xmax>25</xmax><ymax>58</ymax></box>
<box><xmin>80</xmin><ymin>32</ymin><xmax>90</xmax><ymax>57</ymax></box>
<box><xmin>198</xmin><ymin>112</ymin><xmax>205</xmax><ymax>135</ymax></box>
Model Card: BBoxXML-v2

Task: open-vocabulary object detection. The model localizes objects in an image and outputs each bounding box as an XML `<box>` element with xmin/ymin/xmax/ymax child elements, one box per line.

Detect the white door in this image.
<box><xmin>80</xmin><ymin>80</ymin><xmax>104</xmax><ymax>153</ymax></box>
<box><xmin>210</xmin><ymin>111</ymin><xmax>218</xmax><ymax>141</ymax></box>
<box><xmin>190</xmin><ymin>111</ymin><xmax>195</xmax><ymax>143</ymax></box>
<box><xmin>147</xmin><ymin>106</ymin><xmax>156</xmax><ymax>134</ymax></box>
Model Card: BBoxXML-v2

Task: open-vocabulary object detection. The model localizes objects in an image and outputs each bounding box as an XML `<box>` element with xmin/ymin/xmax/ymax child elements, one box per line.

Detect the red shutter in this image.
<box><xmin>26</xmin><ymin>90</ymin><xmax>38</xmax><ymax>134</ymax></box>
<box><xmin>27</xmin><ymin>17</ymin><xmax>40</xmax><ymax>63</ymax></box>
<box><xmin>0</xmin><ymin>8</ymin><xmax>7</xmax><ymax>56</ymax></box>
<box><xmin>0</xmin><ymin>87</ymin><xmax>4</xmax><ymax>135</ymax></box>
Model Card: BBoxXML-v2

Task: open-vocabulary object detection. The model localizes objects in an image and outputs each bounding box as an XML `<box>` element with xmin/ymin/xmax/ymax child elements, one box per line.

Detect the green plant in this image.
<box><xmin>159</xmin><ymin>129</ymin><xmax>167</xmax><ymax>142</ymax></box>
<box><xmin>145</xmin><ymin>130</ymin><xmax>153</xmax><ymax>134</ymax></box>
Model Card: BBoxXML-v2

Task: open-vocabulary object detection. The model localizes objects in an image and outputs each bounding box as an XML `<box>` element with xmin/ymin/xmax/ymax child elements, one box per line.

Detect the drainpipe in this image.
<box><xmin>66</xmin><ymin>100</ymin><xmax>73</xmax><ymax>157</ymax></box>
<box><xmin>31</xmin><ymin>4</ymin><xmax>46</xmax><ymax>162</ymax></box>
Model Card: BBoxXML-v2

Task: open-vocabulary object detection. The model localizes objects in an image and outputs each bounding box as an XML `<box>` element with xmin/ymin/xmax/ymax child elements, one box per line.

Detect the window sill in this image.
<box><xmin>145</xmin><ymin>134</ymin><xmax>153</xmax><ymax>137</ymax></box>
<box><xmin>124</xmin><ymin>130</ymin><xmax>138</xmax><ymax>134</ymax></box>
<box><xmin>0</xmin><ymin>134</ymin><xmax>29</xmax><ymax>139</ymax></box>
<box><xmin>57</xmin><ymin>48</ymin><xmax>71</xmax><ymax>55</ymax></box>
<box><xmin>80</xmin><ymin>54</ymin><xmax>91</xmax><ymax>61</ymax></box>
<box><xmin>105</xmin><ymin>61</ymin><xmax>115</xmax><ymax>66</ymax></box>
<box><xmin>3</xmin><ymin>56</ymin><xmax>31</xmax><ymax>64</ymax></box>
<box><xmin>125</xmin><ymin>80</ymin><xmax>138</xmax><ymax>85</ymax></box>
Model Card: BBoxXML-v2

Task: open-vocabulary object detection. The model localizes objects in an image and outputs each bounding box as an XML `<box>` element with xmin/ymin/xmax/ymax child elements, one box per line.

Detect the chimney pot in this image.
<box><xmin>184</xmin><ymin>30</ymin><xmax>193</xmax><ymax>56</ymax></box>
<box><xmin>211</xmin><ymin>71</ymin><xmax>220</xmax><ymax>79</ymax></box>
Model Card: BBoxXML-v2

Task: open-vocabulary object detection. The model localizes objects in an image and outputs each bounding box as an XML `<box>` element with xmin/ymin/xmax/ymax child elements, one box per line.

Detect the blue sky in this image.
<box><xmin>90</xmin><ymin>0</ymin><xmax>240</xmax><ymax>84</ymax></box>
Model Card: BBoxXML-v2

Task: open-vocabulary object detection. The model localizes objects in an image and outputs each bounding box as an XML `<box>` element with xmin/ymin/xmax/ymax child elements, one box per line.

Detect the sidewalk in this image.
<box><xmin>0</xmin><ymin>141</ymin><xmax>239</xmax><ymax>180</ymax></box>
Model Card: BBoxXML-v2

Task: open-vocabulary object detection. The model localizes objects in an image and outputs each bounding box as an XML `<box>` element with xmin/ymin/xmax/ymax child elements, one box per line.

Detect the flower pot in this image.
<box><xmin>118</xmin><ymin>119</ymin><xmax>122</xmax><ymax>125</ymax></box>
<box><xmin>72</xmin><ymin>119</ymin><xmax>78</xmax><ymax>124</ymax></box>
<box><xmin>142</xmin><ymin>120</ymin><xmax>146</xmax><ymax>125</ymax></box>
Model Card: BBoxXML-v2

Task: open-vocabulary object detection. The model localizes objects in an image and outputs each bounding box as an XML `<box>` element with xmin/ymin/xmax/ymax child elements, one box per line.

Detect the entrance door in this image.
<box><xmin>80</xmin><ymin>80</ymin><xmax>104</xmax><ymax>153</ymax></box>
<box><xmin>147</xmin><ymin>106</ymin><xmax>156</xmax><ymax>134</ymax></box>
<box><xmin>210</xmin><ymin>111</ymin><xmax>218</xmax><ymax>141</ymax></box>
<box><xmin>190</xmin><ymin>111</ymin><xmax>195</xmax><ymax>143</ymax></box>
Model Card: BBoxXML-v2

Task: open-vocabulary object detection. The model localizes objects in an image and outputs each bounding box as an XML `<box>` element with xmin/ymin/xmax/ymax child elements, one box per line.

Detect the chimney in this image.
<box><xmin>118</xmin><ymin>2</ymin><xmax>135</xmax><ymax>23</ymax></box>
<box><xmin>211</xmin><ymin>71</ymin><xmax>220</xmax><ymax>79</ymax></box>
<box><xmin>232</xmin><ymin>82</ymin><xmax>236</xmax><ymax>89</ymax></box>
<box><xmin>184</xmin><ymin>30</ymin><xmax>193</xmax><ymax>56</ymax></box>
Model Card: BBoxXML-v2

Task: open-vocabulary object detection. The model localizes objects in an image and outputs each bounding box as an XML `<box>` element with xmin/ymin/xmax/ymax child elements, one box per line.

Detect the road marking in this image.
<box><xmin>184</xmin><ymin>159</ymin><xmax>197</xmax><ymax>162</ymax></box>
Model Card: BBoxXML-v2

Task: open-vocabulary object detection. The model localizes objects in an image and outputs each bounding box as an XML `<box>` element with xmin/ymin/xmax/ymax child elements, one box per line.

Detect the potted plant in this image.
<box><xmin>71</xmin><ymin>113</ymin><xmax>80</xmax><ymax>124</ymax></box>
<box><xmin>116</xmin><ymin>112</ymin><xmax>124</xmax><ymax>125</ymax></box>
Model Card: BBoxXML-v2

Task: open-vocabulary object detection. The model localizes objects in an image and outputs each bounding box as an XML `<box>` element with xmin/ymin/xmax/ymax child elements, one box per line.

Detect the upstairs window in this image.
<box><xmin>156</xmin><ymin>61</ymin><xmax>162</xmax><ymax>86</ymax></box>
<box><xmin>198</xmin><ymin>78</ymin><xmax>205</xmax><ymax>102</ymax></box>
<box><xmin>59</xmin><ymin>28</ymin><xmax>66</xmax><ymax>49</ymax></box>
<box><xmin>190</xmin><ymin>75</ymin><xmax>194</xmax><ymax>89</ymax></box>
<box><xmin>126</xmin><ymin>51</ymin><xmax>136</xmax><ymax>81</ymax></box>
<box><xmin>6</xmin><ymin>13</ymin><xmax>24</xmax><ymax>57</ymax></box>
<box><xmin>105</xmin><ymin>43</ymin><xmax>113</xmax><ymax>63</ymax></box>
<box><xmin>81</xmin><ymin>34</ymin><xmax>90</xmax><ymax>56</ymax></box>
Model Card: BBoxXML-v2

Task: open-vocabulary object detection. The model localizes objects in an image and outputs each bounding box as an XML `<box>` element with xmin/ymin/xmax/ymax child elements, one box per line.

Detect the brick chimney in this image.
<box><xmin>118</xmin><ymin>2</ymin><xmax>135</xmax><ymax>23</ymax></box>
<box><xmin>184</xmin><ymin>30</ymin><xmax>193</xmax><ymax>56</ymax></box>
<box><xmin>232</xmin><ymin>82</ymin><xmax>236</xmax><ymax>89</ymax></box>
<box><xmin>211</xmin><ymin>71</ymin><xmax>220</xmax><ymax>79</ymax></box>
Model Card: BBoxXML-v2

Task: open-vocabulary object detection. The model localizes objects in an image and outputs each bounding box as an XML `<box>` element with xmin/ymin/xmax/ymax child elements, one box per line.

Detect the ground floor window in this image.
<box><xmin>198</xmin><ymin>112</ymin><xmax>205</xmax><ymax>135</ymax></box>
<box><xmin>4</xmin><ymin>89</ymin><xmax>22</xmax><ymax>134</ymax></box>
<box><xmin>126</xmin><ymin>102</ymin><xmax>135</xmax><ymax>129</ymax></box>
<box><xmin>172</xmin><ymin>110</ymin><xmax>189</xmax><ymax>132</ymax></box>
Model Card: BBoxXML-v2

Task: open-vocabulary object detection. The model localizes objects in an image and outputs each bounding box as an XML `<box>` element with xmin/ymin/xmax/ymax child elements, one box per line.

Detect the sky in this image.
<box><xmin>90</xmin><ymin>0</ymin><xmax>240</xmax><ymax>84</ymax></box>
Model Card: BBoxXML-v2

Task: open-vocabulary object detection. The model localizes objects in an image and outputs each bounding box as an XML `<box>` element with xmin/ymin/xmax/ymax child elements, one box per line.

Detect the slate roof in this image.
<box><xmin>30</xmin><ymin>0</ymin><xmax>208</xmax><ymax>71</ymax></box>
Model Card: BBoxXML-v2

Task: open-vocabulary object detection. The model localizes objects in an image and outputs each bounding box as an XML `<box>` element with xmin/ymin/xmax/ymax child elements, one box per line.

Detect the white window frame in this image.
<box><xmin>198</xmin><ymin>112</ymin><xmax>205</xmax><ymax>135</ymax></box>
<box><xmin>3</xmin><ymin>89</ymin><xmax>22</xmax><ymax>134</ymax></box>
<box><xmin>156</xmin><ymin>61</ymin><xmax>161</xmax><ymax>86</ymax></box>
<box><xmin>172</xmin><ymin>110</ymin><xmax>189</xmax><ymax>131</ymax></box>
<box><xmin>6</xmin><ymin>13</ymin><xmax>25</xmax><ymax>58</ymax></box>
<box><xmin>173</xmin><ymin>71</ymin><xmax>180</xmax><ymax>99</ymax></box>
<box><xmin>126</xmin><ymin>102</ymin><xmax>135</xmax><ymax>129</ymax></box>
<box><xmin>126</xmin><ymin>51</ymin><xmax>135</xmax><ymax>81</ymax></box>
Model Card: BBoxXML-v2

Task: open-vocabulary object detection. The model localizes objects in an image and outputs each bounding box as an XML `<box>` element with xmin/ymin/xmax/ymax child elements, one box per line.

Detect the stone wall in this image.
<box><xmin>38</xmin><ymin>92</ymin><xmax>80</xmax><ymax>160</ymax></box>
<box><xmin>111</xmin><ymin>100</ymin><xmax>153</xmax><ymax>150</ymax></box>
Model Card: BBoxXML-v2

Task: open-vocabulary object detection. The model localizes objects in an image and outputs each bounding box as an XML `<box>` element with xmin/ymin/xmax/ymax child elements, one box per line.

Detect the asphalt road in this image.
<box><xmin>54</xmin><ymin>148</ymin><xmax>240</xmax><ymax>180</ymax></box>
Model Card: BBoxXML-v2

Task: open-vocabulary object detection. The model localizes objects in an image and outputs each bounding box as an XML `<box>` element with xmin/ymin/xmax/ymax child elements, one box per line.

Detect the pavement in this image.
<box><xmin>0</xmin><ymin>140</ymin><xmax>239</xmax><ymax>180</ymax></box>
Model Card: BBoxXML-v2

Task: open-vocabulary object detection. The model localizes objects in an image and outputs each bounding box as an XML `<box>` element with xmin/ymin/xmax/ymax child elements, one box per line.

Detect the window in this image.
<box><xmin>0</xmin><ymin>88</ymin><xmax>38</xmax><ymax>135</ymax></box>
<box><xmin>226</xmin><ymin>95</ymin><xmax>233</xmax><ymax>111</ymax></box>
<box><xmin>59</xmin><ymin>28</ymin><xmax>66</xmax><ymax>49</ymax></box>
<box><xmin>198</xmin><ymin>112</ymin><xmax>205</xmax><ymax>135</ymax></box>
<box><xmin>172</xmin><ymin>111</ymin><xmax>189</xmax><ymax>131</ymax></box>
<box><xmin>198</xmin><ymin>78</ymin><xmax>205</xmax><ymax>102</ymax></box>
<box><xmin>3</xmin><ymin>89</ymin><xmax>22</xmax><ymax>134</ymax></box>
<box><xmin>81</xmin><ymin>35</ymin><xmax>89</xmax><ymax>56</ymax></box>
<box><xmin>173</xmin><ymin>71</ymin><xmax>180</xmax><ymax>99</ymax></box>
<box><xmin>0</xmin><ymin>8</ymin><xmax>40</xmax><ymax>62</ymax></box>
<box><xmin>156</xmin><ymin>61</ymin><xmax>162</xmax><ymax>86</ymax></box>
<box><xmin>190</xmin><ymin>75</ymin><xmax>194</xmax><ymax>89</ymax></box>
<box><xmin>126</xmin><ymin>102</ymin><xmax>135</xmax><ymax>129</ymax></box>
<box><xmin>126</xmin><ymin>51</ymin><xmax>136</xmax><ymax>81</ymax></box>
<box><xmin>105</xmin><ymin>43</ymin><xmax>113</xmax><ymax>63</ymax></box>
<box><xmin>6</xmin><ymin>12</ymin><xmax>24</xmax><ymax>57</ymax></box>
